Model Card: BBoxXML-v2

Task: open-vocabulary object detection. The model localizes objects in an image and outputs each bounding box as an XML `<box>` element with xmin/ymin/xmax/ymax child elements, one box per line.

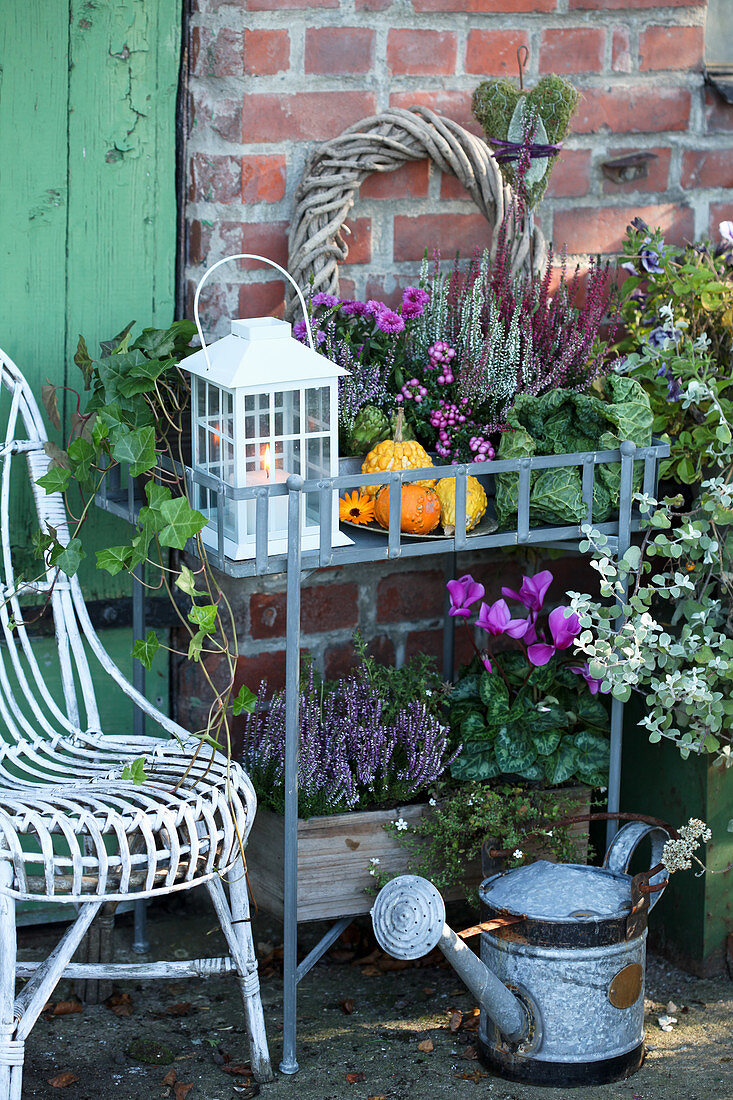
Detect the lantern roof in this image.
<box><xmin>180</xmin><ymin>317</ymin><xmax>348</xmax><ymax>388</ymax></box>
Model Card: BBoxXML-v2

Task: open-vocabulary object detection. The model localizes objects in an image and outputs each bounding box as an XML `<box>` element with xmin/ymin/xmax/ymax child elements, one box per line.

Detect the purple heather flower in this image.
<box><xmin>446</xmin><ymin>574</ymin><xmax>485</xmax><ymax>618</ymax></box>
<box><xmin>311</xmin><ymin>292</ymin><xmax>340</xmax><ymax>309</ymax></box>
<box><xmin>401</xmin><ymin>286</ymin><xmax>430</xmax><ymax>319</ymax></box>
<box><xmin>568</xmin><ymin>663</ymin><xmax>610</xmax><ymax>696</ymax></box>
<box><xmin>501</xmin><ymin>570</ymin><xmax>553</xmax><ymax>612</ymax></box>
<box><xmin>476</xmin><ymin>599</ymin><xmax>529</xmax><ymax>639</ymax></box>
<box><xmin>375</xmin><ymin>308</ymin><xmax>405</xmax><ymax>335</ymax></box>
<box><xmin>719</xmin><ymin>220</ymin><xmax>733</xmax><ymax>246</ymax></box>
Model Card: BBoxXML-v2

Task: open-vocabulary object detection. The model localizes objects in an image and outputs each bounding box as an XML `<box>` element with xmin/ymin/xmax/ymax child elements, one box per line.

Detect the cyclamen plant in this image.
<box><xmin>446</xmin><ymin>570</ymin><xmax>610</xmax><ymax>787</ymax></box>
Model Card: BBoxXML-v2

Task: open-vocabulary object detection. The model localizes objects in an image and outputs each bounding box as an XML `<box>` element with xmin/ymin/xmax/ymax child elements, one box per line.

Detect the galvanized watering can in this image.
<box><xmin>371</xmin><ymin>821</ymin><xmax>669</xmax><ymax>1087</ymax></box>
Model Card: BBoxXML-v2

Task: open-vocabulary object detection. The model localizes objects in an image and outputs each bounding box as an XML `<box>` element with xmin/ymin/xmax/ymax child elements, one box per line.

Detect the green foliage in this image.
<box><xmin>371</xmin><ymin>783</ymin><xmax>585</xmax><ymax>902</ymax></box>
<box><xmin>448</xmin><ymin>657</ymin><xmax>609</xmax><ymax>788</ymax></box>
<box><xmin>131</xmin><ymin>631</ymin><xmax>160</xmax><ymax>672</ymax></box>
<box><xmin>121</xmin><ymin>758</ymin><xmax>147</xmax><ymax>786</ymax></box>
<box><xmin>349</xmin><ymin>630</ymin><xmax>447</xmax><ymax>722</ymax></box>
<box><xmin>494</xmin><ymin>380</ymin><xmax>653</xmax><ymax>527</ymax></box>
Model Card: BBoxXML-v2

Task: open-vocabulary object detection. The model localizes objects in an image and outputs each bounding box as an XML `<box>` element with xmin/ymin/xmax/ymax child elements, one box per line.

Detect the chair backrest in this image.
<box><xmin>0</xmin><ymin>348</ymin><xmax>103</xmax><ymax>750</ymax></box>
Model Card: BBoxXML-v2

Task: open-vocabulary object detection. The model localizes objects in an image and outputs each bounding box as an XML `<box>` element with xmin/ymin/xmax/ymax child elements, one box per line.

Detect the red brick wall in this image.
<box><xmin>186</xmin><ymin>0</ymin><xmax>731</xmax><ymax>331</ymax></box>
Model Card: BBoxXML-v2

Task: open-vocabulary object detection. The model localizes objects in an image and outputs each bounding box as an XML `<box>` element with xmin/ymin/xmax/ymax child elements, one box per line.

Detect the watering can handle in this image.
<box><xmin>603</xmin><ymin>821</ymin><xmax>669</xmax><ymax>910</ymax></box>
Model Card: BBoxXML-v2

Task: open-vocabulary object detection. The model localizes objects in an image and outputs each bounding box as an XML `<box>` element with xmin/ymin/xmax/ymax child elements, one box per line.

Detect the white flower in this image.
<box><xmin>394</xmin><ymin>818</ymin><xmax>408</xmax><ymax>832</ymax></box>
<box><xmin>719</xmin><ymin>219</ymin><xmax>733</xmax><ymax>245</ymax></box>
<box><xmin>368</xmin><ymin>857</ymin><xmax>381</xmax><ymax>876</ymax></box>
<box><xmin>369</xmin><ymin>857</ymin><xmax>380</xmax><ymax>865</ymax></box>
<box><xmin>512</xmin><ymin>849</ymin><xmax>523</xmax><ymax>860</ymax></box>
<box><xmin>428</xmin><ymin>797</ymin><xmax>437</xmax><ymax>807</ymax></box>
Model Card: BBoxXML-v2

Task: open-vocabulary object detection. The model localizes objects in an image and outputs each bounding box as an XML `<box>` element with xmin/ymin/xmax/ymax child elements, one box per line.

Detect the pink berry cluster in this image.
<box><xmin>427</xmin><ymin>341</ymin><xmax>456</xmax><ymax>385</ymax></box>
<box><xmin>468</xmin><ymin>435</ymin><xmax>495</xmax><ymax>461</ymax></box>
<box><xmin>395</xmin><ymin>378</ymin><xmax>428</xmax><ymax>405</ymax></box>
<box><xmin>430</xmin><ymin>398</ymin><xmax>470</xmax><ymax>456</ymax></box>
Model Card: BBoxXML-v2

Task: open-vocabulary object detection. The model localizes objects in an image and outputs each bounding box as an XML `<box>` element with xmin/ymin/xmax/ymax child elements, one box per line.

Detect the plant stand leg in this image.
<box><xmin>73</xmin><ymin>903</ymin><xmax>116</xmax><ymax>1005</ymax></box>
<box><xmin>206</xmin><ymin>866</ymin><xmax>273</xmax><ymax>1082</ymax></box>
<box><xmin>0</xmin><ymin>865</ymin><xmax>22</xmax><ymax>1100</ymax></box>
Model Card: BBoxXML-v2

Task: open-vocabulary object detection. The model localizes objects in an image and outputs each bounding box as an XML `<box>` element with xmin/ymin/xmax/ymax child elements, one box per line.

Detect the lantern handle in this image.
<box><xmin>192</xmin><ymin>253</ymin><xmax>317</xmax><ymax>372</ymax></box>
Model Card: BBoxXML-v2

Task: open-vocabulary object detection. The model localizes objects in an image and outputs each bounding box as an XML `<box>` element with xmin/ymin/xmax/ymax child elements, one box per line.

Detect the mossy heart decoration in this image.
<box><xmin>472</xmin><ymin>74</ymin><xmax>579</xmax><ymax>210</ymax></box>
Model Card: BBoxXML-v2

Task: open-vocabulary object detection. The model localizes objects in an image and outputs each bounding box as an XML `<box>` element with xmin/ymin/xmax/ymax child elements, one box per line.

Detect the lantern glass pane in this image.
<box><xmin>274</xmin><ymin>390</ymin><xmax>300</xmax><ymax>436</ymax></box>
<box><xmin>257</xmin><ymin>393</ymin><xmax>270</xmax><ymax>438</ymax></box>
<box><xmin>223</xmin><ymin>439</ymin><xmax>235</xmax><ymax>485</ymax></box>
<box><xmin>197</xmin><ymin>425</ymin><xmax>207</xmax><ymax>467</ymax></box>
<box><xmin>209</xmin><ymin>385</ymin><xmax>220</xmax><ymax>421</ymax></box>
<box><xmin>305</xmin><ymin>437</ymin><xmax>330</xmax><ymax>528</ymax></box>
<box><xmin>305</xmin><ymin>386</ymin><xmax>329</xmax><ymax>432</ymax></box>
<box><xmin>245</xmin><ymin>443</ymin><xmax>258</xmax><ymax>474</ymax></box>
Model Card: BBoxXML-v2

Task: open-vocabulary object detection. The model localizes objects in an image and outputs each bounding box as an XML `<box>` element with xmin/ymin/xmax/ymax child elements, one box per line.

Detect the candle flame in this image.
<box><xmin>262</xmin><ymin>443</ymin><xmax>272</xmax><ymax>478</ymax></box>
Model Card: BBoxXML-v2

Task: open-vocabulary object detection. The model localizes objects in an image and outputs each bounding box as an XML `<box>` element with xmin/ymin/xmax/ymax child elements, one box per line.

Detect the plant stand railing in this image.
<box><xmin>96</xmin><ymin>437</ymin><xmax>669</xmax><ymax>1075</ymax></box>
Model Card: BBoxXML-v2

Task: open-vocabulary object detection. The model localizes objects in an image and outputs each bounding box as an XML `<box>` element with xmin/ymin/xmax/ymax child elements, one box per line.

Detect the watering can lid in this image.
<box><xmin>480</xmin><ymin>860</ymin><xmax>633</xmax><ymax>922</ymax></box>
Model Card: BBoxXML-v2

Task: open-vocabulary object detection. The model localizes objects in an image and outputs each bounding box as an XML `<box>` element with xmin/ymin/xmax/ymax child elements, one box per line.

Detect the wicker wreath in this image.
<box><xmin>285</xmin><ymin>105</ymin><xmax>546</xmax><ymax>317</ymax></box>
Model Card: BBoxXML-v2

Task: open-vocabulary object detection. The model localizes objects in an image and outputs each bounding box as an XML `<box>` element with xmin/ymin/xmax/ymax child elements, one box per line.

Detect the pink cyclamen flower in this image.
<box><xmin>481</xmin><ymin>654</ymin><xmax>493</xmax><ymax>674</ymax></box>
<box><xmin>568</xmin><ymin>663</ymin><xmax>610</xmax><ymax>696</ymax></box>
<box><xmin>502</xmin><ymin>569</ymin><xmax>553</xmax><ymax>612</ymax></box>
<box><xmin>374</xmin><ymin>308</ymin><xmax>405</xmax><ymax>335</ymax></box>
<box><xmin>527</xmin><ymin>606</ymin><xmax>580</xmax><ymax>666</ymax></box>
<box><xmin>446</xmin><ymin>574</ymin><xmax>485</xmax><ymax>618</ymax></box>
<box><xmin>476</xmin><ymin>599</ymin><xmax>529</xmax><ymax>639</ymax></box>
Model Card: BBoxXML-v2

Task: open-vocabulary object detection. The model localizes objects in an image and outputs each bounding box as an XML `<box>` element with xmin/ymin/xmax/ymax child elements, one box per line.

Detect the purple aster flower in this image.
<box><xmin>293</xmin><ymin>319</ymin><xmax>308</xmax><ymax>342</ymax></box>
<box><xmin>375</xmin><ymin>308</ymin><xmax>406</xmax><ymax>335</ymax></box>
<box><xmin>476</xmin><ymin>599</ymin><xmax>529</xmax><ymax>639</ymax></box>
<box><xmin>340</xmin><ymin>299</ymin><xmax>370</xmax><ymax>317</ymax></box>
<box><xmin>568</xmin><ymin>663</ymin><xmax>610</xmax><ymax>696</ymax></box>
<box><xmin>501</xmin><ymin>570</ymin><xmax>553</xmax><ymax>612</ymax></box>
<box><xmin>446</xmin><ymin>574</ymin><xmax>485</xmax><ymax>618</ymax></box>
<box><xmin>365</xmin><ymin>299</ymin><xmax>387</xmax><ymax>317</ymax></box>
<box><xmin>311</xmin><ymin>292</ymin><xmax>340</xmax><ymax>309</ymax></box>
<box><xmin>401</xmin><ymin>286</ymin><xmax>430</xmax><ymax>319</ymax></box>
<box><xmin>655</xmin><ymin>363</ymin><xmax>682</xmax><ymax>402</ymax></box>
<box><xmin>719</xmin><ymin>220</ymin><xmax>733</xmax><ymax>246</ymax></box>
<box><xmin>630</xmin><ymin>217</ymin><xmax>649</xmax><ymax>233</ymax></box>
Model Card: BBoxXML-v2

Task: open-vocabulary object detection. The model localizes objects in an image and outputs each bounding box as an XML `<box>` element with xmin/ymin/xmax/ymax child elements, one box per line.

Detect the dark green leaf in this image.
<box><xmin>36</xmin><ymin>467</ymin><xmax>72</xmax><ymax>495</ymax></box>
<box><xmin>232</xmin><ymin>684</ymin><xmax>257</xmax><ymax>716</ymax></box>
<box><xmin>450</xmin><ymin>741</ymin><xmax>502</xmax><ymax>782</ymax></box>
<box><xmin>99</xmin><ymin>321</ymin><xmax>135</xmax><ymax>357</ymax></box>
<box><xmin>188</xmin><ymin>603</ymin><xmax>218</xmax><ymax>635</ymax></box>
<box><xmin>96</xmin><ymin>545</ymin><xmax>133</xmax><ymax>575</ymax></box>
<box><xmin>449</xmin><ymin>674</ymin><xmax>481</xmax><ymax>704</ymax></box>
<box><xmin>67</xmin><ymin>437</ymin><xmax>96</xmax><ymax>484</ymax></box>
<box><xmin>533</xmin><ymin>729</ymin><xmax>562</xmax><ymax>756</ymax></box>
<box><xmin>158</xmin><ymin>497</ymin><xmax>207</xmax><ymax>549</ymax></box>
<box><xmin>544</xmin><ymin>741</ymin><xmax>579</xmax><ymax>785</ymax></box>
<box><xmin>50</xmin><ymin>537</ymin><xmax>84</xmax><ymax>577</ymax></box>
<box><xmin>132</xmin><ymin>630</ymin><xmax>160</xmax><ymax>671</ymax></box>
<box><xmin>112</xmin><ymin>426</ymin><xmax>156</xmax><ymax>477</ymax></box>
<box><xmin>494</xmin><ymin>726</ymin><xmax>537</xmax><ymax>774</ymax></box>
<box><xmin>74</xmin><ymin>335</ymin><xmax>95</xmax><ymax>389</ymax></box>
<box><xmin>573</xmin><ymin>730</ymin><xmax>610</xmax><ymax>780</ymax></box>
<box><xmin>461</xmin><ymin>712</ymin><xmax>489</xmax><ymax>740</ymax></box>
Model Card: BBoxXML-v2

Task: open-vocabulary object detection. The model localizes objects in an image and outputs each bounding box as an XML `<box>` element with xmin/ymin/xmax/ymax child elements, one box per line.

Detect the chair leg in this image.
<box><xmin>0</xmin><ymin>866</ymin><xmax>23</xmax><ymax>1100</ymax></box>
<box><xmin>206</xmin><ymin>860</ymin><xmax>274</xmax><ymax>1083</ymax></box>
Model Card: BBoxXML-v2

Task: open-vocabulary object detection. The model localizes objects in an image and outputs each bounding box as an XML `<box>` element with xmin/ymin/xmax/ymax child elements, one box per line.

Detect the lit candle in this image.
<box><xmin>246</xmin><ymin>443</ymin><xmax>289</xmax><ymax>536</ymax></box>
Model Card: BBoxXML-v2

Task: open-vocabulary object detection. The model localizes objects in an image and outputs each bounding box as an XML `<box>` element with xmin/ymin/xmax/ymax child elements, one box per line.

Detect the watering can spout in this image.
<box><xmin>371</xmin><ymin>875</ymin><xmax>529</xmax><ymax>1045</ymax></box>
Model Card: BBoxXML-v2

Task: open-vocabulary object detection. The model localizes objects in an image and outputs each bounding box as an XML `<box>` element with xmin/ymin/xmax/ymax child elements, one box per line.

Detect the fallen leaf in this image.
<box><xmin>346</xmin><ymin>1071</ymin><xmax>366</xmax><ymax>1084</ymax></box>
<box><xmin>48</xmin><ymin>1072</ymin><xmax>79</xmax><ymax>1088</ymax></box>
<box><xmin>162</xmin><ymin>1069</ymin><xmax>177</xmax><ymax>1086</ymax></box>
<box><xmin>455</xmin><ymin>1069</ymin><xmax>489</xmax><ymax>1082</ymax></box>
<box><xmin>417</xmin><ymin>1039</ymin><xmax>434</xmax><ymax>1053</ymax></box>
<box><xmin>462</xmin><ymin>1007</ymin><xmax>481</xmax><ymax>1030</ymax></box>
<box><xmin>360</xmin><ymin>965</ymin><xmax>380</xmax><ymax>977</ymax></box>
<box><xmin>52</xmin><ymin>1000</ymin><xmax>82</xmax><ymax>1017</ymax></box>
<box><xmin>657</xmin><ymin>1015</ymin><xmax>678</xmax><ymax>1031</ymax></box>
<box><xmin>174</xmin><ymin>1083</ymin><xmax>194</xmax><ymax>1100</ymax></box>
<box><xmin>166</xmin><ymin>1002</ymin><xmax>193</xmax><ymax>1017</ymax></box>
<box><xmin>463</xmin><ymin>1044</ymin><xmax>478</xmax><ymax>1060</ymax></box>
<box><xmin>422</xmin><ymin>986</ymin><xmax>435</xmax><ymax>995</ymax></box>
<box><xmin>367</xmin><ymin>1096</ymin><xmax>387</xmax><ymax>1099</ymax></box>
<box><xmin>448</xmin><ymin>1009</ymin><xmax>463</xmax><ymax>1033</ymax></box>
<box><xmin>329</xmin><ymin>949</ymin><xmax>355</xmax><ymax>963</ymax></box>
<box><xmin>222</xmin><ymin>1064</ymin><xmax>253</xmax><ymax>1076</ymax></box>
<box><xmin>232</xmin><ymin>1086</ymin><xmax>260</xmax><ymax>1098</ymax></box>
<box><xmin>340</xmin><ymin>999</ymin><xmax>355</xmax><ymax>1015</ymax></box>
<box><xmin>106</xmin><ymin>991</ymin><xmax>133</xmax><ymax>1017</ymax></box>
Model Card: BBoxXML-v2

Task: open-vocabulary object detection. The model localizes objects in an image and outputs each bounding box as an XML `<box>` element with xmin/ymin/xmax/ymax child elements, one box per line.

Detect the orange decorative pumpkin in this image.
<box><xmin>374</xmin><ymin>483</ymin><xmax>441</xmax><ymax>535</ymax></box>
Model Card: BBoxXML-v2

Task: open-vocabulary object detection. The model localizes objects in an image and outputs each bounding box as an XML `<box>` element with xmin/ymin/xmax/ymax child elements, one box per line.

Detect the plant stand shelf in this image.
<box><xmin>96</xmin><ymin>438</ymin><xmax>668</xmax><ymax>1074</ymax></box>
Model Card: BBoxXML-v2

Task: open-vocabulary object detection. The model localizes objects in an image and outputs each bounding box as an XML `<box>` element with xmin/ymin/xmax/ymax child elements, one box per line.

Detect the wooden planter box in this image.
<box><xmin>246</xmin><ymin>787</ymin><xmax>591</xmax><ymax>924</ymax></box>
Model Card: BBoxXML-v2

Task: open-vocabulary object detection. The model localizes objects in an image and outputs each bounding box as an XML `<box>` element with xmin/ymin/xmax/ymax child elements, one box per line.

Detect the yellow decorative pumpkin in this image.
<box><xmin>361</xmin><ymin>409</ymin><xmax>436</xmax><ymax>497</ymax></box>
<box><xmin>435</xmin><ymin>475</ymin><xmax>488</xmax><ymax>535</ymax></box>
<box><xmin>373</xmin><ymin>483</ymin><xmax>441</xmax><ymax>535</ymax></box>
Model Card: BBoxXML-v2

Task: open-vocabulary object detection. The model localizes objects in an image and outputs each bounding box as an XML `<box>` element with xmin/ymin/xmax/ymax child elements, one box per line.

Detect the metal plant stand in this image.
<box><xmin>97</xmin><ymin>438</ymin><xmax>668</xmax><ymax>1075</ymax></box>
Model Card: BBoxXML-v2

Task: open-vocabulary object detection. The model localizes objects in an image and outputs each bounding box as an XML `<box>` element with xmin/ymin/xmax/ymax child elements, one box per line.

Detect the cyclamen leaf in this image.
<box><xmin>494</xmin><ymin>726</ymin><xmax>537</xmax><ymax>774</ymax></box>
<box><xmin>112</xmin><ymin>426</ymin><xmax>156</xmax><ymax>477</ymax></box>
<box><xmin>450</xmin><ymin>740</ymin><xmax>502</xmax><ymax>782</ymax></box>
<box><xmin>232</xmin><ymin>684</ymin><xmax>257</xmax><ymax>716</ymax></box>
<box><xmin>188</xmin><ymin>603</ymin><xmax>218</xmax><ymax>635</ymax></box>
<box><xmin>544</xmin><ymin>741</ymin><xmax>578</xmax><ymax>785</ymax></box>
<box><xmin>158</xmin><ymin>497</ymin><xmax>207</xmax><ymax>549</ymax></box>
<box><xmin>461</xmin><ymin>712</ymin><xmax>489</xmax><ymax>740</ymax></box>
<box><xmin>132</xmin><ymin>630</ymin><xmax>160</xmax><ymax>671</ymax></box>
<box><xmin>533</xmin><ymin>729</ymin><xmax>562</xmax><ymax>756</ymax></box>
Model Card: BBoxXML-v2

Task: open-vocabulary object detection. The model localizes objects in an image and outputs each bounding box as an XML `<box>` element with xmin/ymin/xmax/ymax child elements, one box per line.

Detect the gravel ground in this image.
<box><xmin>18</xmin><ymin>890</ymin><xmax>733</xmax><ymax>1100</ymax></box>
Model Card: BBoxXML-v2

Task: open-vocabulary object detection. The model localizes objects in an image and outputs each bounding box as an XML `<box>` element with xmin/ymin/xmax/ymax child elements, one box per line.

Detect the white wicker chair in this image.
<box><xmin>0</xmin><ymin>349</ymin><xmax>273</xmax><ymax>1097</ymax></box>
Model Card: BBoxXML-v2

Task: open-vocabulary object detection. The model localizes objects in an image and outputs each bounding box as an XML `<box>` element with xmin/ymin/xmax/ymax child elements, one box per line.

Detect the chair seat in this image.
<box><xmin>0</xmin><ymin>736</ymin><xmax>252</xmax><ymax>902</ymax></box>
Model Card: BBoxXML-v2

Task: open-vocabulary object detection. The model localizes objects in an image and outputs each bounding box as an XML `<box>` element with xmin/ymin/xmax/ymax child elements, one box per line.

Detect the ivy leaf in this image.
<box><xmin>73</xmin><ymin>335</ymin><xmax>95</xmax><ymax>389</ymax></box>
<box><xmin>158</xmin><ymin>497</ymin><xmax>207</xmax><ymax>549</ymax></box>
<box><xmin>68</xmin><ymin>437</ymin><xmax>96</xmax><ymax>484</ymax></box>
<box><xmin>36</xmin><ymin>466</ymin><xmax>72</xmax><ymax>495</ymax></box>
<box><xmin>99</xmin><ymin>321</ymin><xmax>135</xmax><ymax>358</ymax></box>
<box><xmin>118</xmin><ymin>357</ymin><xmax>168</xmax><ymax>398</ymax></box>
<box><xmin>175</xmin><ymin>564</ymin><xmax>203</xmax><ymax>599</ymax></box>
<box><xmin>112</xmin><ymin>426</ymin><xmax>156</xmax><ymax>477</ymax></box>
<box><xmin>145</xmin><ymin>481</ymin><xmax>172</xmax><ymax>511</ymax></box>
<box><xmin>188</xmin><ymin>603</ymin><xmax>218</xmax><ymax>635</ymax></box>
<box><xmin>132</xmin><ymin>630</ymin><xmax>160</xmax><ymax>671</ymax></box>
<box><xmin>232</xmin><ymin>684</ymin><xmax>257</xmax><ymax>716</ymax></box>
<box><xmin>96</xmin><ymin>545</ymin><xmax>133</xmax><ymax>575</ymax></box>
<box><xmin>121</xmin><ymin>757</ymin><xmax>147</xmax><ymax>786</ymax></box>
<box><xmin>50</xmin><ymin>537</ymin><xmax>84</xmax><ymax>577</ymax></box>
<box><xmin>188</xmin><ymin>631</ymin><xmax>204</xmax><ymax>662</ymax></box>
<box><xmin>41</xmin><ymin>382</ymin><xmax>61</xmax><ymax>430</ymax></box>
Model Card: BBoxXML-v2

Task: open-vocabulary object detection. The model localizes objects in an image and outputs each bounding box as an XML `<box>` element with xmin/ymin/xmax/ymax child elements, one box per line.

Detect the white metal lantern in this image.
<box><xmin>181</xmin><ymin>255</ymin><xmax>352</xmax><ymax>559</ymax></box>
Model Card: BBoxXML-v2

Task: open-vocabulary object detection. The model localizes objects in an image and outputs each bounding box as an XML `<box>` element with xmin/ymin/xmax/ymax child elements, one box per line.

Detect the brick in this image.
<box><xmin>553</xmin><ymin>203</ymin><xmax>694</xmax><ymax>255</ymax></box>
<box><xmin>363</xmin><ymin>276</ymin><xmax>408</xmax><ymax>310</ymax></box>
<box><xmin>250</xmin><ymin>582</ymin><xmax>359</xmax><ymax>639</ymax></box>
<box><xmin>238</xmin><ymin>279</ymin><xmax>285</xmax><ymax>318</ymax></box>
<box><xmin>413</xmin><ymin>0</ymin><xmax>555</xmax><ymax>10</ymax></box>
<box><xmin>709</xmin><ymin>203</ymin><xmax>733</xmax><ymax>239</ymax></box>
<box><xmin>440</xmin><ymin>173</ymin><xmax>473</xmax><ymax>201</ymax></box>
<box><xmin>244</xmin><ymin>29</ymin><xmax>289</xmax><ymax>76</ymax></box>
<box><xmin>376</xmin><ymin>569</ymin><xmax>445</xmax><ymax>623</ymax></box>
<box><xmin>681</xmin><ymin>148</ymin><xmax>733</xmax><ymax>190</ymax></box>
<box><xmin>203</xmin><ymin>221</ymin><xmax>289</xmax><ymax>269</ymax></box>
<box><xmin>393</xmin><ymin>212</ymin><xmax>491</xmax><ymax>262</ymax></box>
<box><xmin>545</xmin><ymin>149</ymin><xmax>592</xmax><ymax>198</ymax></box>
<box><xmin>389</xmin><ymin>91</ymin><xmax>479</xmax><ymax>135</ymax></box>
<box><xmin>241</xmin><ymin>155</ymin><xmax>286</xmax><ymax>204</ymax></box>
<box><xmin>339</xmin><ymin>277</ymin><xmax>357</xmax><ymax>299</ymax></box>
<box><xmin>306</xmin><ymin>27</ymin><xmax>375</xmax><ymax>75</ymax></box>
<box><xmin>206</xmin><ymin>99</ymin><xmax>244</xmax><ymax>144</ymax></box>
<box><xmin>405</xmin><ymin>626</ymin><xmax>475</xmax><ymax>668</ymax></box>
<box><xmin>573</xmin><ymin>86</ymin><xmax>691</xmax><ymax>134</ymax></box>
<box><xmin>188</xmin><ymin>154</ymin><xmax>241</xmax><ymax>204</ymax></box>
<box><xmin>570</xmin><ymin>0</ymin><xmax>703</xmax><ymax>8</ymax></box>
<box><xmin>361</xmin><ymin>160</ymin><xmax>430</xmax><ymax>200</ymax></box>
<box><xmin>602</xmin><ymin>146</ymin><xmax>671</xmax><ymax>194</ymax></box>
<box><xmin>611</xmin><ymin>26</ymin><xmax>633</xmax><ymax>74</ymax></box>
<box><xmin>343</xmin><ymin>217</ymin><xmax>372</xmax><ymax>265</ymax></box>
<box><xmin>639</xmin><ymin>25</ymin><xmax>704</xmax><ymax>72</ymax></box>
<box><xmin>540</xmin><ymin>28</ymin><xmax>605</xmax><ymax>75</ymax></box>
<box><xmin>233</xmin><ymin>649</ymin><xmax>286</xmax><ymax>695</ymax></box>
<box><xmin>387</xmin><ymin>30</ymin><xmax>457</xmax><ymax>76</ymax></box>
<box><xmin>324</xmin><ymin>634</ymin><xmax>395</xmax><ymax>680</ymax></box>
<box><xmin>242</xmin><ymin>92</ymin><xmax>376</xmax><ymax>143</ymax></box>
<box><xmin>705</xmin><ymin>87</ymin><xmax>733</xmax><ymax>133</ymax></box>
<box><xmin>465</xmin><ymin>30</ymin><xmax>529</xmax><ymax>77</ymax></box>
<box><xmin>191</xmin><ymin>27</ymin><xmax>244</xmax><ymax>78</ymax></box>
